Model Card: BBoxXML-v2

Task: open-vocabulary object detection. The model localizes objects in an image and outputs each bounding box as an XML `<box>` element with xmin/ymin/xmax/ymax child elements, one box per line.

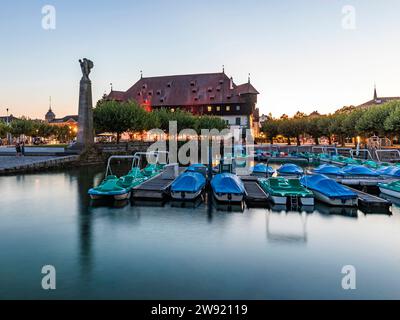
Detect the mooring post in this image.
<box><xmin>208</xmin><ymin>139</ymin><xmax>213</xmax><ymax>182</ymax></box>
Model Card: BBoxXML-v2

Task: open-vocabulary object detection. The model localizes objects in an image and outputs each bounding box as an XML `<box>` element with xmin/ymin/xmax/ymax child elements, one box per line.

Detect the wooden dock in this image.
<box><xmin>346</xmin><ymin>187</ymin><xmax>391</xmax><ymax>213</ymax></box>
<box><xmin>132</xmin><ymin>174</ymin><xmax>175</xmax><ymax>200</ymax></box>
<box><xmin>240</xmin><ymin>176</ymin><xmax>269</xmax><ymax>205</ymax></box>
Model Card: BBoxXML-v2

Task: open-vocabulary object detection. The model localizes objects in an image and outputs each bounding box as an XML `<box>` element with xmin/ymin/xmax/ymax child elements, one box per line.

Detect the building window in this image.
<box><xmin>235</xmin><ymin>117</ymin><xmax>241</xmax><ymax>125</ymax></box>
<box><xmin>216</xmin><ymin>106</ymin><xmax>220</xmax><ymax>112</ymax></box>
<box><xmin>207</xmin><ymin>106</ymin><xmax>212</xmax><ymax>112</ymax></box>
<box><xmin>236</xmin><ymin>105</ymin><xmax>241</xmax><ymax>111</ymax></box>
<box><xmin>226</xmin><ymin>106</ymin><xmax>231</xmax><ymax>111</ymax></box>
<box><xmin>171</xmin><ymin>108</ymin><xmax>175</xmax><ymax>113</ymax></box>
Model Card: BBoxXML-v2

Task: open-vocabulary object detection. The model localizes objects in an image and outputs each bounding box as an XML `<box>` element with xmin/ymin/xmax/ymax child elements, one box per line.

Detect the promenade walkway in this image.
<box><xmin>0</xmin><ymin>155</ymin><xmax>79</xmax><ymax>174</ymax></box>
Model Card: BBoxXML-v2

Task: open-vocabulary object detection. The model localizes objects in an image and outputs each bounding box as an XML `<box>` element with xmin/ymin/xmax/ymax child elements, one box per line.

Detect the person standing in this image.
<box><xmin>21</xmin><ymin>141</ymin><xmax>25</xmax><ymax>157</ymax></box>
<box><xmin>15</xmin><ymin>142</ymin><xmax>21</xmax><ymax>157</ymax></box>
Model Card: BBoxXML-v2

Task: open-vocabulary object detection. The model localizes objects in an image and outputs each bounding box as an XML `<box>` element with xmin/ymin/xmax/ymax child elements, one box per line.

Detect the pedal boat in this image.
<box><xmin>258</xmin><ymin>177</ymin><xmax>314</xmax><ymax>206</ymax></box>
<box><xmin>277</xmin><ymin>163</ymin><xmax>304</xmax><ymax>177</ymax></box>
<box><xmin>251</xmin><ymin>163</ymin><xmax>275</xmax><ymax>177</ymax></box>
<box><xmin>170</xmin><ymin>168</ymin><xmax>206</xmax><ymax>200</ymax></box>
<box><xmin>211</xmin><ymin>173</ymin><xmax>246</xmax><ymax>202</ymax></box>
<box><xmin>300</xmin><ymin>174</ymin><xmax>358</xmax><ymax>206</ymax></box>
<box><xmin>378</xmin><ymin>180</ymin><xmax>400</xmax><ymax>198</ymax></box>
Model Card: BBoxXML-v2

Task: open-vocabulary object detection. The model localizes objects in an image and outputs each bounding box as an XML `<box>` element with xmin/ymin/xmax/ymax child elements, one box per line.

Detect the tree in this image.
<box><xmin>10</xmin><ymin>118</ymin><xmax>35</xmax><ymax>139</ymax></box>
<box><xmin>261</xmin><ymin>119</ymin><xmax>279</xmax><ymax>144</ymax></box>
<box><xmin>0</xmin><ymin>121</ymin><xmax>8</xmax><ymax>139</ymax></box>
<box><xmin>94</xmin><ymin>100</ymin><xmax>146</xmax><ymax>143</ymax></box>
<box><xmin>383</xmin><ymin>101</ymin><xmax>400</xmax><ymax>134</ymax></box>
<box><xmin>54</xmin><ymin>125</ymin><xmax>75</xmax><ymax>143</ymax></box>
<box><xmin>355</xmin><ymin>103</ymin><xmax>394</xmax><ymax>136</ymax></box>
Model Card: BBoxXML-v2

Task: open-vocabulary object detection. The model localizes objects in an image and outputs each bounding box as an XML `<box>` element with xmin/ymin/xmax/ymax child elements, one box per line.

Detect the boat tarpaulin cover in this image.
<box><xmin>376</xmin><ymin>166</ymin><xmax>400</xmax><ymax>177</ymax></box>
<box><xmin>341</xmin><ymin>165</ymin><xmax>379</xmax><ymax>176</ymax></box>
<box><xmin>252</xmin><ymin>164</ymin><xmax>275</xmax><ymax>174</ymax></box>
<box><xmin>211</xmin><ymin>173</ymin><xmax>245</xmax><ymax>195</ymax></box>
<box><xmin>277</xmin><ymin>163</ymin><xmax>304</xmax><ymax>174</ymax></box>
<box><xmin>313</xmin><ymin>164</ymin><xmax>343</xmax><ymax>175</ymax></box>
<box><xmin>171</xmin><ymin>172</ymin><xmax>206</xmax><ymax>193</ymax></box>
<box><xmin>300</xmin><ymin>174</ymin><xmax>357</xmax><ymax>199</ymax></box>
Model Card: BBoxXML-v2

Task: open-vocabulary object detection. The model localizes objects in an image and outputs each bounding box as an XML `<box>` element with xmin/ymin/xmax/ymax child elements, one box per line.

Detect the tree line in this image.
<box><xmin>261</xmin><ymin>100</ymin><xmax>400</xmax><ymax>145</ymax></box>
<box><xmin>0</xmin><ymin>118</ymin><xmax>75</xmax><ymax>143</ymax></box>
<box><xmin>94</xmin><ymin>100</ymin><xmax>228</xmax><ymax>143</ymax></box>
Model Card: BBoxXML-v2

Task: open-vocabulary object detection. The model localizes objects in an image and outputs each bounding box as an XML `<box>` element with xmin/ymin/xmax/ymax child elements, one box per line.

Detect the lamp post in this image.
<box><xmin>5</xmin><ymin>108</ymin><xmax>11</xmax><ymax>145</ymax></box>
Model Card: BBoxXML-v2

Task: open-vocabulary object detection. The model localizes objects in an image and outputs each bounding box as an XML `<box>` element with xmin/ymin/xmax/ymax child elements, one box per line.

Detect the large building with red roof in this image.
<box><xmin>106</xmin><ymin>71</ymin><xmax>260</xmax><ymax>137</ymax></box>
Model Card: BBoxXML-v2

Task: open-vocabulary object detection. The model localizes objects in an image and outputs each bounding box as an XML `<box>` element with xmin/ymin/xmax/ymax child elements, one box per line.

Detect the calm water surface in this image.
<box><xmin>0</xmin><ymin>165</ymin><xmax>400</xmax><ymax>299</ymax></box>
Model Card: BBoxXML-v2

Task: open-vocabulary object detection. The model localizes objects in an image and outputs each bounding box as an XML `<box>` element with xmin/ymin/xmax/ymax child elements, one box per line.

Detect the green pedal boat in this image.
<box><xmin>258</xmin><ymin>177</ymin><xmax>314</xmax><ymax>206</ymax></box>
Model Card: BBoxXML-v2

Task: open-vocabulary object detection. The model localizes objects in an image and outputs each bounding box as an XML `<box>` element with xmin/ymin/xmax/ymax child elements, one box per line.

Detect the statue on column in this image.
<box><xmin>73</xmin><ymin>58</ymin><xmax>95</xmax><ymax>151</ymax></box>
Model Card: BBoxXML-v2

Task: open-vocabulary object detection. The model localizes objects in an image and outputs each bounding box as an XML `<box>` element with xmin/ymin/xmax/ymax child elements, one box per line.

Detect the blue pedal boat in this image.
<box><xmin>171</xmin><ymin>170</ymin><xmax>206</xmax><ymax>200</ymax></box>
<box><xmin>251</xmin><ymin>163</ymin><xmax>275</xmax><ymax>177</ymax></box>
<box><xmin>300</xmin><ymin>174</ymin><xmax>358</xmax><ymax>206</ymax></box>
<box><xmin>277</xmin><ymin>163</ymin><xmax>304</xmax><ymax>177</ymax></box>
<box><xmin>211</xmin><ymin>173</ymin><xmax>246</xmax><ymax>202</ymax></box>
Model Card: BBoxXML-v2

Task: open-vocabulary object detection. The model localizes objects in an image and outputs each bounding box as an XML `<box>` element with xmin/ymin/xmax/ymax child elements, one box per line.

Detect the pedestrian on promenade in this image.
<box><xmin>21</xmin><ymin>142</ymin><xmax>25</xmax><ymax>157</ymax></box>
<box><xmin>15</xmin><ymin>142</ymin><xmax>21</xmax><ymax>157</ymax></box>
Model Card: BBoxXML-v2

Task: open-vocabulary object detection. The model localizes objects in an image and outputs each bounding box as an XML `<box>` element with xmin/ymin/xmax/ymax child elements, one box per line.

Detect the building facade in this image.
<box><xmin>45</xmin><ymin>108</ymin><xmax>78</xmax><ymax>133</ymax></box>
<box><xmin>107</xmin><ymin>71</ymin><xmax>260</xmax><ymax>137</ymax></box>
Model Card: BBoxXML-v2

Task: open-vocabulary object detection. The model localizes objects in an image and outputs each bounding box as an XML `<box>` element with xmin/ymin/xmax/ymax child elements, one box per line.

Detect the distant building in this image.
<box><xmin>44</xmin><ymin>104</ymin><xmax>78</xmax><ymax>133</ymax></box>
<box><xmin>0</xmin><ymin>115</ymin><xmax>18</xmax><ymax>123</ymax></box>
<box><xmin>106</xmin><ymin>71</ymin><xmax>260</xmax><ymax>137</ymax></box>
<box><xmin>357</xmin><ymin>86</ymin><xmax>400</xmax><ymax>108</ymax></box>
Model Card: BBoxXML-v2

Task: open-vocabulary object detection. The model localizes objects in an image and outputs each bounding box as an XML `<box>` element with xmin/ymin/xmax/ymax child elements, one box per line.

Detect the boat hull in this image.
<box><xmin>379</xmin><ymin>186</ymin><xmax>400</xmax><ymax>199</ymax></box>
<box><xmin>171</xmin><ymin>189</ymin><xmax>203</xmax><ymax>200</ymax></box>
<box><xmin>213</xmin><ymin>192</ymin><xmax>244</xmax><ymax>203</ymax></box>
<box><xmin>270</xmin><ymin>195</ymin><xmax>314</xmax><ymax>206</ymax></box>
<box><xmin>312</xmin><ymin>189</ymin><xmax>357</xmax><ymax>206</ymax></box>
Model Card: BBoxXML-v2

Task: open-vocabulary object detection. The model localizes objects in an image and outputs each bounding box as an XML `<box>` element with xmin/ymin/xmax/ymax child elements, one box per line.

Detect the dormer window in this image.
<box><xmin>207</xmin><ymin>87</ymin><xmax>213</xmax><ymax>92</ymax></box>
<box><xmin>219</xmin><ymin>80</ymin><xmax>224</xmax><ymax>84</ymax></box>
<box><xmin>142</xmin><ymin>84</ymin><xmax>147</xmax><ymax>89</ymax></box>
<box><xmin>210</xmin><ymin>95</ymin><xmax>215</xmax><ymax>100</ymax></box>
<box><xmin>216</xmin><ymin>86</ymin><xmax>221</xmax><ymax>92</ymax></box>
<box><xmin>167</xmin><ymin>82</ymin><xmax>172</xmax><ymax>88</ymax></box>
<box><xmin>148</xmin><ymin>90</ymin><xmax>153</xmax><ymax>96</ymax></box>
<box><xmin>190</xmin><ymin>81</ymin><xmax>196</xmax><ymax>86</ymax></box>
<box><xmin>157</xmin><ymin>90</ymin><xmax>161</xmax><ymax>95</ymax></box>
<box><xmin>192</xmin><ymin>88</ymin><xmax>197</xmax><ymax>93</ymax></box>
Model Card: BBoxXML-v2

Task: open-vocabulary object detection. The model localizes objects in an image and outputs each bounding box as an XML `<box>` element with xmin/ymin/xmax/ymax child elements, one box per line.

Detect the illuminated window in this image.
<box><xmin>207</xmin><ymin>106</ymin><xmax>212</xmax><ymax>112</ymax></box>
<box><xmin>236</xmin><ymin>105</ymin><xmax>241</xmax><ymax>111</ymax></box>
<box><xmin>216</xmin><ymin>106</ymin><xmax>221</xmax><ymax>111</ymax></box>
<box><xmin>226</xmin><ymin>106</ymin><xmax>231</xmax><ymax>111</ymax></box>
<box><xmin>171</xmin><ymin>108</ymin><xmax>175</xmax><ymax>112</ymax></box>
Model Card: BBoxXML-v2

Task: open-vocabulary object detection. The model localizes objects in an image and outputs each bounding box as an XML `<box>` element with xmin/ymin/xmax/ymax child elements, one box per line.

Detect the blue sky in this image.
<box><xmin>1</xmin><ymin>0</ymin><xmax>400</xmax><ymax>119</ymax></box>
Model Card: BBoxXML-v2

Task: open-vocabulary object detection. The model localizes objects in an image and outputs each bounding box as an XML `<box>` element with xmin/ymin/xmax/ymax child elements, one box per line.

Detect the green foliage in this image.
<box><xmin>0</xmin><ymin>121</ymin><xmax>8</xmax><ymax>138</ymax></box>
<box><xmin>10</xmin><ymin>118</ymin><xmax>36</xmax><ymax>137</ymax></box>
<box><xmin>94</xmin><ymin>100</ymin><xmax>147</xmax><ymax>142</ymax></box>
<box><xmin>383</xmin><ymin>101</ymin><xmax>400</xmax><ymax>133</ymax></box>
<box><xmin>54</xmin><ymin>125</ymin><xmax>75</xmax><ymax>143</ymax></box>
<box><xmin>261</xmin><ymin>119</ymin><xmax>280</xmax><ymax>143</ymax></box>
<box><xmin>355</xmin><ymin>103</ymin><xmax>395</xmax><ymax>136</ymax></box>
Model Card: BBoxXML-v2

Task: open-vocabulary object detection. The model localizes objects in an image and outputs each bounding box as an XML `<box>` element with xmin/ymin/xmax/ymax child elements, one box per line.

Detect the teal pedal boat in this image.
<box><xmin>378</xmin><ymin>180</ymin><xmax>400</xmax><ymax>199</ymax></box>
<box><xmin>88</xmin><ymin>153</ymin><xmax>165</xmax><ymax>201</ymax></box>
<box><xmin>258</xmin><ymin>177</ymin><xmax>314</xmax><ymax>206</ymax></box>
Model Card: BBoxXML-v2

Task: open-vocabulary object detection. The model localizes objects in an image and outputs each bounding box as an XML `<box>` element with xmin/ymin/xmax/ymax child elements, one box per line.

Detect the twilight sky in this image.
<box><xmin>1</xmin><ymin>0</ymin><xmax>400</xmax><ymax>119</ymax></box>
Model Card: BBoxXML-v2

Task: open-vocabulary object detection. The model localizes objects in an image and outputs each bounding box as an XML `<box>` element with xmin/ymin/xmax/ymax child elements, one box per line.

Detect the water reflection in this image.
<box><xmin>266</xmin><ymin>211</ymin><xmax>308</xmax><ymax>244</ymax></box>
<box><xmin>315</xmin><ymin>203</ymin><xmax>359</xmax><ymax>218</ymax></box>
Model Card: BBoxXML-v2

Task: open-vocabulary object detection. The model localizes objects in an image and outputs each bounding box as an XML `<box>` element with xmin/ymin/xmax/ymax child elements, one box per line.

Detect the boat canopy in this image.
<box><xmin>211</xmin><ymin>173</ymin><xmax>245</xmax><ymax>195</ymax></box>
<box><xmin>171</xmin><ymin>171</ymin><xmax>206</xmax><ymax>193</ymax></box>
<box><xmin>252</xmin><ymin>163</ymin><xmax>275</xmax><ymax>174</ymax></box>
<box><xmin>376</xmin><ymin>166</ymin><xmax>400</xmax><ymax>177</ymax></box>
<box><xmin>341</xmin><ymin>165</ymin><xmax>379</xmax><ymax>177</ymax></box>
<box><xmin>300</xmin><ymin>175</ymin><xmax>357</xmax><ymax>200</ymax></box>
<box><xmin>313</xmin><ymin>164</ymin><xmax>343</xmax><ymax>175</ymax></box>
<box><xmin>277</xmin><ymin>163</ymin><xmax>304</xmax><ymax>175</ymax></box>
